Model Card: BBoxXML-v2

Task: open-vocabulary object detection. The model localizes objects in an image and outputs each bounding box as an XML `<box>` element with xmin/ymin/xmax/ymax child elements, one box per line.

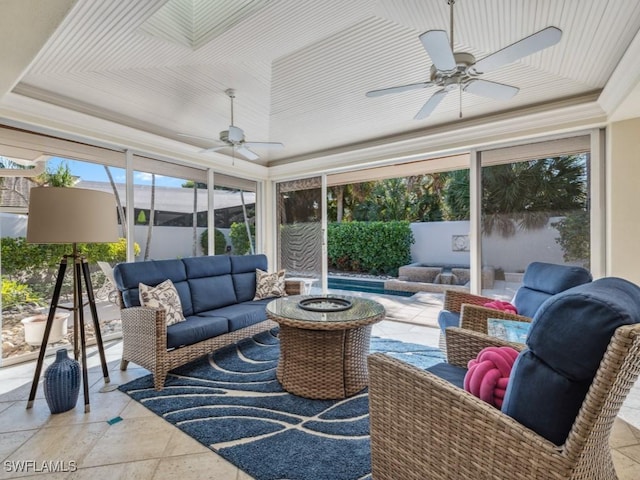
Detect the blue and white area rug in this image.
<box><xmin>119</xmin><ymin>329</ymin><xmax>444</xmax><ymax>480</ymax></box>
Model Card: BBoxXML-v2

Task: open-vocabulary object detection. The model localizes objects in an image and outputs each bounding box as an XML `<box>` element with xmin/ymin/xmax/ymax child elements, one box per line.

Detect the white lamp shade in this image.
<box><xmin>27</xmin><ymin>187</ymin><xmax>119</xmax><ymax>244</ymax></box>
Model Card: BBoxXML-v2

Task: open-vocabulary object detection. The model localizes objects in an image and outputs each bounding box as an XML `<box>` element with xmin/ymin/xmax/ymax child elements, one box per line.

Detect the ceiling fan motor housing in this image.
<box><xmin>430</xmin><ymin>51</ymin><xmax>477</xmax><ymax>87</ymax></box>
<box><xmin>220</xmin><ymin>129</ymin><xmax>244</xmax><ymax>145</ymax></box>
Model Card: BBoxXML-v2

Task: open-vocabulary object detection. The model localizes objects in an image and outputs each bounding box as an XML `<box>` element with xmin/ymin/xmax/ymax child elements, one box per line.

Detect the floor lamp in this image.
<box><xmin>25</xmin><ymin>186</ymin><xmax>119</xmax><ymax>413</ymax></box>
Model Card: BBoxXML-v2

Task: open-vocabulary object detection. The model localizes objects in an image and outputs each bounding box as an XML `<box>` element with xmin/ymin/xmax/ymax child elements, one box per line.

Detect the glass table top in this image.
<box><xmin>266</xmin><ymin>294</ymin><xmax>385</xmax><ymax>325</ymax></box>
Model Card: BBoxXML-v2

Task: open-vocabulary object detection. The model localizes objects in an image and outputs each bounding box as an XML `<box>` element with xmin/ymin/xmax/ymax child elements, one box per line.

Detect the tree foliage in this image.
<box><xmin>552</xmin><ymin>210</ymin><xmax>590</xmax><ymax>268</ymax></box>
<box><xmin>230</xmin><ymin>222</ymin><xmax>255</xmax><ymax>255</ymax></box>
<box><xmin>37</xmin><ymin>162</ymin><xmax>75</xmax><ymax>187</ymax></box>
<box><xmin>327</xmin><ymin>155</ymin><xmax>588</xmax><ymax>240</ymax></box>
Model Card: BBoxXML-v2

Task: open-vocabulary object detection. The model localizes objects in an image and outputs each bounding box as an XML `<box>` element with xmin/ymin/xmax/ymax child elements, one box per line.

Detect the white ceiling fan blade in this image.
<box><xmin>464</xmin><ymin>79</ymin><xmax>519</xmax><ymax>100</ymax></box>
<box><xmin>366</xmin><ymin>82</ymin><xmax>434</xmax><ymax>97</ymax></box>
<box><xmin>419</xmin><ymin>30</ymin><xmax>456</xmax><ymax>72</ymax></box>
<box><xmin>471</xmin><ymin>26</ymin><xmax>562</xmax><ymax>74</ymax></box>
<box><xmin>414</xmin><ymin>89</ymin><xmax>448</xmax><ymax>120</ymax></box>
<box><xmin>235</xmin><ymin>146</ymin><xmax>259</xmax><ymax>161</ymax></box>
<box><xmin>243</xmin><ymin>141</ymin><xmax>284</xmax><ymax>149</ymax></box>
<box><xmin>228</xmin><ymin>125</ymin><xmax>244</xmax><ymax>143</ymax></box>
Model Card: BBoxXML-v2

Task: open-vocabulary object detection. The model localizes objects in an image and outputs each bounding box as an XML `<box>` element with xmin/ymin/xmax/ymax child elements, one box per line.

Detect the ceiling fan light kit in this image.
<box><xmin>179</xmin><ymin>88</ymin><xmax>284</xmax><ymax>161</ymax></box>
<box><xmin>366</xmin><ymin>0</ymin><xmax>563</xmax><ymax>119</ymax></box>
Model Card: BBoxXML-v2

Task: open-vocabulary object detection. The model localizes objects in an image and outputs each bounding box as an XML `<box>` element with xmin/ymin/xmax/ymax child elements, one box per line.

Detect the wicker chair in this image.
<box><xmin>369</xmin><ymin>278</ymin><xmax>640</xmax><ymax>480</ymax></box>
<box><xmin>437</xmin><ymin>262</ymin><xmax>592</xmax><ymax>350</ymax></box>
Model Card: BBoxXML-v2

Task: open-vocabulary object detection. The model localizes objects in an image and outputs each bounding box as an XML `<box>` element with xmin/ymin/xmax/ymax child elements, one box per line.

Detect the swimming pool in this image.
<box><xmin>327</xmin><ymin>276</ymin><xmax>414</xmax><ymax>297</ymax></box>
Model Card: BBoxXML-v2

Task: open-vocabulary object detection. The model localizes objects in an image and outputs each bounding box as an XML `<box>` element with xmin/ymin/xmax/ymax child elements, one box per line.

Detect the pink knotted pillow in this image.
<box><xmin>464</xmin><ymin>346</ymin><xmax>520</xmax><ymax>408</ymax></box>
<box><xmin>483</xmin><ymin>299</ymin><xmax>518</xmax><ymax>315</ymax></box>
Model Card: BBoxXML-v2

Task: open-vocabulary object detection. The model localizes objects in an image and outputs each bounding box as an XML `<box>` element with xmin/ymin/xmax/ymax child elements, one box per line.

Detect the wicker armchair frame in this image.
<box><xmin>118</xmin><ymin>280</ymin><xmax>302</xmax><ymax>390</ymax></box>
<box><xmin>439</xmin><ymin>290</ymin><xmax>533</xmax><ymax>351</ymax></box>
<box><xmin>368</xmin><ymin>324</ymin><xmax>640</xmax><ymax>480</ymax></box>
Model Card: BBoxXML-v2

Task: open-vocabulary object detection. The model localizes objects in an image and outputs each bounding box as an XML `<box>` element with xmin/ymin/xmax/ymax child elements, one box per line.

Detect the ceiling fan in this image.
<box><xmin>366</xmin><ymin>0</ymin><xmax>562</xmax><ymax>119</ymax></box>
<box><xmin>180</xmin><ymin>88</ymin><xmax>284</xmax><ymax>161</ymax></box>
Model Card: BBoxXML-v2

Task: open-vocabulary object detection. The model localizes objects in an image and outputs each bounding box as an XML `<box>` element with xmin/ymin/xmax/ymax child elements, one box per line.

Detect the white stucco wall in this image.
<box><xmin>607</xmin><ymin>117</ymin><xmax>640</xmax><ymax>285</ymax></box>
<box><xmin>410</xmin><ymin>218</ymin><xmax>571</xmax><ymax>273</ymax></box>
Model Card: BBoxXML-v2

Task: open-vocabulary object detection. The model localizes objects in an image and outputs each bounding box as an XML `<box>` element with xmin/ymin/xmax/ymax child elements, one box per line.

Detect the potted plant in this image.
<box><xmin>21</xmin><ymin>313</ymin><xmax>69</xmax><ymax>346</ymax></box>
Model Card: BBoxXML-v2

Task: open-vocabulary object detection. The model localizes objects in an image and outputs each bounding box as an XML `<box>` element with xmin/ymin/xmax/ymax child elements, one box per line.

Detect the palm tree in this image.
<box><xmin>181</xmin><ymin>180</ymin><xmax>207</xmax><ymax>256</ymax></box>
<box><xmin>443</xmin><ymin>155</ymin><xmax>587</xmax><ymax>237</ymax></box>
<box><xmin>143</xmin><ymin>174</ymin><xmax>155</xmax><ymax>260</ymax></box>
<box><xmin>103</xmin><ymin>165</ymin><xmax>126</xmax><ymax>237</ymax></box>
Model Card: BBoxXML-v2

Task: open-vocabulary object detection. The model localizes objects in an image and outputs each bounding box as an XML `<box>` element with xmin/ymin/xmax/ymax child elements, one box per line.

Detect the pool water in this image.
<box><xmin>327</xmin><ymin>276</ymin><xmax>413</xmax><ymax>297</ymax></box>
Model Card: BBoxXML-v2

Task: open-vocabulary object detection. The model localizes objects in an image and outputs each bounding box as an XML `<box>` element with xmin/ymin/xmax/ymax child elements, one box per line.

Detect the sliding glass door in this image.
<box><xmin>276</xmin><ymin>177</ymin><xmax>323</xmax><ymax>292</ymax></box>
<box><xmin>479</xmin><ymin>136</ymin><xmax>592</xmax><ymax>298</ymax></box>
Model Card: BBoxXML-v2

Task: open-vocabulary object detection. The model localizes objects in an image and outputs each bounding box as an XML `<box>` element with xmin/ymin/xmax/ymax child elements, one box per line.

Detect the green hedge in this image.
<box><xmin>327</xmin><ymin>221</ymin><xmax>413</xmax><ymax>276</ymax></box>
<box><xmin>200</xmin><ymin>228</ymin><xmax>228</xmax><ymax>255</ymax></box>
<box><xmin>0</xmin><ymin>236</ymin><xmax>138</xmax><ymax>280</ymax></box>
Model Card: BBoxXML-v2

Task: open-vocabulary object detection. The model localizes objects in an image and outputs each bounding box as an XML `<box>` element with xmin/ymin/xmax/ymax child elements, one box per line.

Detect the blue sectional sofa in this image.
<box><xmin>113</xmin><ymin>254</ymin><xmax>301</xmax><ymax>390</ymax></box>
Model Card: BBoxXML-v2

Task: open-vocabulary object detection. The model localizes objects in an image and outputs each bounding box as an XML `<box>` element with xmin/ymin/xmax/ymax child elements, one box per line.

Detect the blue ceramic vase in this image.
<box><xmin>43</xmin><ymin>349</ymin><xmax>80</xmax><ymax>414</ymax></box>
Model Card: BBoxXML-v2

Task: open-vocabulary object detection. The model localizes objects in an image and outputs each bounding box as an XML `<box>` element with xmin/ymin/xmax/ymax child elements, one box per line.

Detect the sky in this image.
<box><xmin>47</xmin><ymin>157</ymin><xmax>186</xmax><ymax>187</ymax></box>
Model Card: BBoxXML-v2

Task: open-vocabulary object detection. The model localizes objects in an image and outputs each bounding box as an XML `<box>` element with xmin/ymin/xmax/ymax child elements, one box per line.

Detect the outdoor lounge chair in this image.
<box><xmin>437</xmin><ymin>262</ymin><xmax>592</xmax><ymax>351</ymax></box>
<box><xmin>368</xmin><ymin>277</ymin><xmax>640</xmax><ymax>480</ymax></box>
<box><xmin>96</xmin><ymin>261</ymin><xmax>119</xmax><ymax>305</ymax></box>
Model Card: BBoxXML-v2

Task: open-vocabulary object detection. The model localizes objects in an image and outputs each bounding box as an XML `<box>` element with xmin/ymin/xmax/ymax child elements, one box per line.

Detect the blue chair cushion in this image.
<box><xmin>513</xmin><ymin>262</ymin><xmax>592</xmax><ymax>318</ymax></box>
<box><xmin>502</xmin><ymin>277</ymin><xmax>640</xmax><ymax>445</ymax></box>
<box><xmin>437</xmin><ymin>310</ymin><xmax>460</xmax><ymax>333</ymax></box>
<box><xmin>526</xmin><ymin>277</ymin><xmax>640</xmax><ymax>380</ymax></box>
<box><xmin>426</xmin><ymin>362</ymin><xmax>467</xmax><ymax>389</ymax></box>
<box><xmin>166</xmin><ymin>315</ymin><xmax>229</xmax><ymax>349</ymax></box>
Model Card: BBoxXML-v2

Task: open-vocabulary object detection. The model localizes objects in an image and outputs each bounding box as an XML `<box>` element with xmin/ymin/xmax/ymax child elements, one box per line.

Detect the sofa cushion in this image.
<box><xmin>502</xmin><ymin>277</ymin><xmax>640</xmax><ymax>445</ymax></box>
<box><xmin>199</xmin><ymin>302</ymin><xmax>268</xmax><ymax>331</ymax></box>
<box><xmin>253</xmin><ymin>269</ymin><xmax>287</xmax><ymax>300</ymax></box>
<box><xmin>231</xmin><ymin>254</ymin><xmax>268</xmax><ymax>302</ymax></box>
<box><xmin>183</xmin><ymin>255</ymin><xmax>231</xmax><ymax>278</ymax></box>
<box><xmin>139</xmin><ymin>279</ymin><xmax>185</xmax><ymax>326</ymax></box>
<box><xmin>166</xmin><ymin>315</ymin><xmax>229</xmax><ymax>349</ymax></box>
<box><xmin>113</xmin><ymin>259</ymin><xmax>194</xmax><ymax>316</ymax></box>
<box><xmin>189</xmin><ymin>275</ymin><xmax>237</xmax><ymax>313</ymax></box>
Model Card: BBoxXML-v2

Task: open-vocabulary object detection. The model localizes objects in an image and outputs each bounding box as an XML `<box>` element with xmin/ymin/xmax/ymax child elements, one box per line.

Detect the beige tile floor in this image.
<box><xmin>1</xmin><ymin>291</ymin><xmax>640</xmax><ymax>479</ymax></box>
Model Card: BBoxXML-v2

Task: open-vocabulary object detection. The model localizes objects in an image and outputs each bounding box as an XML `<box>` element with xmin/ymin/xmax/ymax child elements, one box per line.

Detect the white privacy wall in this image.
<box><xmin>410</xmin><ymin>218</ymin><xmax>569</xmax><ymax>273</ymax></box>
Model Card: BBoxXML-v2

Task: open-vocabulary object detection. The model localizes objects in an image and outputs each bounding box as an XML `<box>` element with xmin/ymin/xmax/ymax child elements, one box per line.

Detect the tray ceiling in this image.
<box><xmin>9</xmin><ymin>0</ymin><xmax>640</xmax><ymax>166</ymax></box>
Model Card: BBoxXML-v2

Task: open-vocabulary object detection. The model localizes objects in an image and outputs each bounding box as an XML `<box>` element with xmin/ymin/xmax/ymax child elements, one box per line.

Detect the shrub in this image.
<box><xmin>327</xmin><ymin>221</ymin><xmax>414</xmax><ymax>276</ymax></box>
<box><xmin>200</xmin><ymin>228</ymin><xmax>228</xmax><ymax>255</ymax></box>
<box><xmin>1</xmin><ymin>279</ymin><xmax>44</xmax><ymax>309</ymax></box>
<box><xmin>230</xmin><ymin>222</ymin><xmax>255</xmax><ymax>255</ymax></box>
<box><xmin>552</xmin><ymin>210</ymin><xmax>590</xmax><ymax>268</ymax></box>
<box><xmin>1</xmin><ymin>237</ymin><xmax>139</xmax><ymax>279</ymax></box>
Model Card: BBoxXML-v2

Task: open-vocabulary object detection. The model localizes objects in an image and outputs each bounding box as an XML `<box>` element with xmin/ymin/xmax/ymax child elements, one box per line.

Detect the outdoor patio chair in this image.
<box><xmin>96</xmin><ymin>261</ymin><xmax>119</xmax><ymax>305</ymax></box>
<box><xmin>369</xmin><ymin>277</ymin><xmax>640</xmax><ymax>480</ymax></box>
<box><xmin>437</xmin><ymin>262</ymin><xmax>592</xmax><ymax>351</ymax></box>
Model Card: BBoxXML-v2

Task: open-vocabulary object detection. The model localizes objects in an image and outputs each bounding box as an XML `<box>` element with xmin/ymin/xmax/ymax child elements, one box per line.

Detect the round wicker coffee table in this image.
<box><xmin>266</xmin><ymin>295</ymin><xmax>385</xmax><ymax>400</ymax></box>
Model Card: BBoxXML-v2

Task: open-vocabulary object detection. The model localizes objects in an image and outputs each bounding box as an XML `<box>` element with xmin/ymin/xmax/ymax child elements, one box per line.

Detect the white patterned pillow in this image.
<box><xmin>139</xmin><ymin>279</ymin><xmax>186</xmax><ymax>326</ymax></box>
<box><xmin>253</xmin><ymin>269</ymin><xmax>287</xmax><ymax>300</ymax></box>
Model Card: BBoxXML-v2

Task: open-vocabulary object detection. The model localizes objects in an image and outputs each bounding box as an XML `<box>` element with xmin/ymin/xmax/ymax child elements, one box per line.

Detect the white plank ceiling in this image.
<box><xmin>11</xmin><ymin>0</ymin><xmax>640</xmax><ymax>166</ymax></box>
